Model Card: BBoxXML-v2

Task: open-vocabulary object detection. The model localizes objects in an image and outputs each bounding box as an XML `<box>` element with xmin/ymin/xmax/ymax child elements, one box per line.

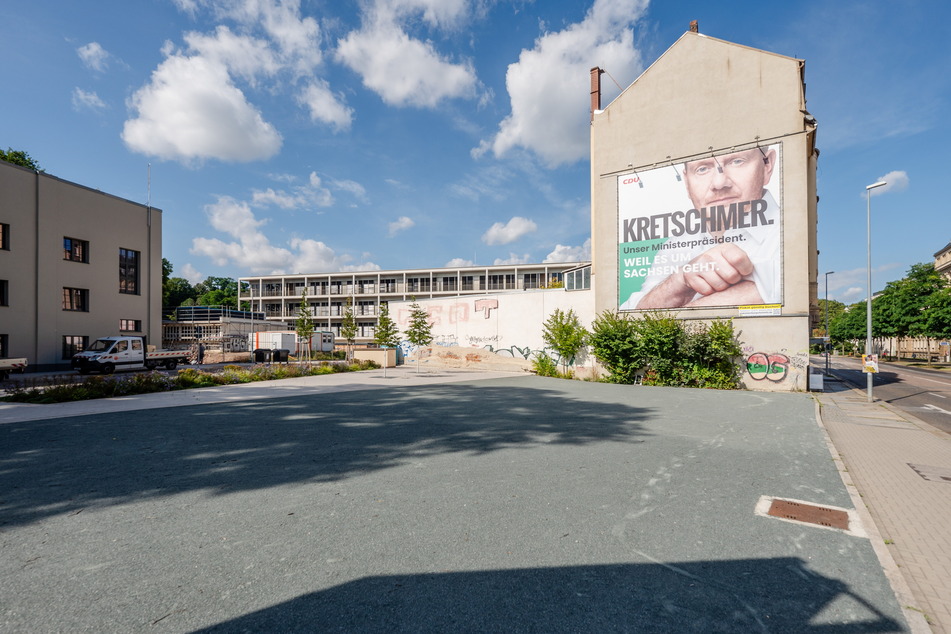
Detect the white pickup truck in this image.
<box><xmin>0</xmin><ymin>357</ymin><xmax>28</xmax><ymax>380</ymax></box>
<box><xmin>71</xmin><ymin>336</ymin><xmax>191</xmax><ymax>375</ymax></box>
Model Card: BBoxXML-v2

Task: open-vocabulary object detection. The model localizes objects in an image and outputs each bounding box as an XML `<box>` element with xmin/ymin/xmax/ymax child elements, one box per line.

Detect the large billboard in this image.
<box><xmin>618</xmin><ymin>143</ymin><xmax>783</xmax><ymax>310</ymax></box>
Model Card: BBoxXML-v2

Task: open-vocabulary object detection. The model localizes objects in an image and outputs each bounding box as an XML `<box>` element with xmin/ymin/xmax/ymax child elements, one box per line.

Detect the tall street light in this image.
<box><xmin>824</xmin><ymin>270</ymin><xmax>834</xmax><ymax>375</ymax></box>
<box><xmin>866</xmin><ymin>180</ymin><xmax>887</xmax><ymax>402</ymax></box>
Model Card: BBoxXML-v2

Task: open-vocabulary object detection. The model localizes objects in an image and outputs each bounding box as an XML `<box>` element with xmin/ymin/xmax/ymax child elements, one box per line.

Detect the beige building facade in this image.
<box><xmin>590</xmin><ymin>31</ymin><xmax>819</xmax><ymax>390</ymax></box>
<box><xmin>0</xmin><ymin>161</ymin><xmax>162</xmax><ymax>371</ymax></box>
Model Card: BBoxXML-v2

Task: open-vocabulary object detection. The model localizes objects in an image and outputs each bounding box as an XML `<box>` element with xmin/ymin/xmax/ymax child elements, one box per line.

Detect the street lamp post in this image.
<box><xmin>824</xmin><ymin>270</ymin><xmax>834</xmax><ymax>375</ymax></box>
<box><xmin>866</xmin><ymin>180</ymin><xmax>887</xmax><ymax>402</ymax></box>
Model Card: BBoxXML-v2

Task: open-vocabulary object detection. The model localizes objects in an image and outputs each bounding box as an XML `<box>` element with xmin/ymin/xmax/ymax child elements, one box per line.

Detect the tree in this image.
<box><xmin>0</xmin><ymin>148</ymin><xmax>42</xmax><ymax>171</ymax></box>
<box><xmin>341</xmin><ymin>297</ymin><xmax>358</xmax><ymax>362</ymax></box>
<box><xmin>404</xmin><ymin>300</ymin><xmax>433</xmax><ymax>374</ymax></box>
<box><xmin>816</xmin><ymin>299</ymin><xmax>846</xmax><ymax>336</ymax></box>
<box><xmin>295</xmin><ymin>289</ymin><xmax>315</xmax><ymax>363</ymax></box>
<box><xmin>165</xmin><ymin>278</ymin><xmax>197</xmax><ymax>312</ymax></box>
<box><xmin>374</xmin><ymin>302</ymin><xmax>400</xmax><ymax>348</ymax></box>
<box><xmin>541</xmin><ymin>308</ymin><xmax>588</xmax><ymax>375</ymax></box>
<box><xmin>194</xmin><ymin>276</ymin><xmax>239</xmax><ymax>308</ymax></box>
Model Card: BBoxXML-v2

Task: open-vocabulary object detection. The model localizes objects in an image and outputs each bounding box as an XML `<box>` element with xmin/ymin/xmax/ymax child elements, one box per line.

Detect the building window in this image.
<box><xmin>62</xmin><ymin>335</ymin><xmax>88</xmax><ymax>360</ymax></box>
<box><xmin>119</xmin><ymin>319</ymin><xmax>142</xmax><ymax>332</ymax></box>
<box><xmin>119</xmin><ymin>248</ymin><xmax>140</xmax><ymax>294</ymax></box>
<box><xmin>461</xmin><ymin>276</ymin><xmax>474</xmax><ymax>291</ymax></box>
<box><xmin>565</xmin><ymin>267</ymin><xmax>590</xmax><ymax>291</ymax></box>
<box><xmin>64</xmin><ymin>236</ymin><xmax>89</xmax><ymax>263</ymax></box>
<box><xmin>0</xmin><ymin>279</ymin><xmax>7</xmax><ymax>306</ymax></box>
<box><xmin>523</xmin><ymin>273</ymin><xmax>539</xmax><ymax>289</ymax></box>
<box><xmin>0</xmin><ymin>223</ymin><xmax>9</xmax><ymax>250</ymax></box>
<box><xmin>0</xmin><ymin>334</ymin><xmax>8</xmax><ymax>358</ymax></box>
<box><xmin>62</xmin><ymin>287</ymin><xmax>89</xmax><ymax>311</ymax></box>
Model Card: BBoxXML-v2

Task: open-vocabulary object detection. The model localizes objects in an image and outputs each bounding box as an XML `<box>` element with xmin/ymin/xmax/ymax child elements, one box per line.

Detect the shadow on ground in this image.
<box><xmin>194</xmin><ymin>558</ymin><xmax>901</xmax><ymax>633</ymax></box>
<box><xmin>0</xmin><ymin>381</ymin><xmax>652</xmax><ymax>527</ymax></box>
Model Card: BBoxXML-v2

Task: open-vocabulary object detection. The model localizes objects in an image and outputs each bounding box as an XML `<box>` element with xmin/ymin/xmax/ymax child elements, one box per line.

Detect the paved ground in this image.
<box><xmin>0</xmin><ymin>365</ymin><xmax>929</xmax><ymax>632</ymax></box>
<box><xmin>816</xmin><ymin>368</ymin><xmax>951</xmax><ymax>633</ymax></box>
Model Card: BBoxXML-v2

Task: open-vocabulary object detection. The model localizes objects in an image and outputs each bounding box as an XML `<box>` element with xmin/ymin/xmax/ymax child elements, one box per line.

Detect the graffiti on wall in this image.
<box><xmin>745</xmin><ymin>352</ymin><xmax>789</xmax><ymax>382</ymax></box>
<box><xmin>474</xmin><ymin>299</ymin><xmax>499</xmax><ymax>319</ymax></box>
<box><xmin>744</xmin><ymin>350</ymin><xmax>808</xmax><ymax>382</ymax></box>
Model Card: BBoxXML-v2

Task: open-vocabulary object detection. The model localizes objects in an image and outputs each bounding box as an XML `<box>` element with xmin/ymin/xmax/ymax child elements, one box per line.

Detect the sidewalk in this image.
<box><xmin>816</xmin><ymin>372</ymin><xmax>951</xmax><ymax>633</ymax></box>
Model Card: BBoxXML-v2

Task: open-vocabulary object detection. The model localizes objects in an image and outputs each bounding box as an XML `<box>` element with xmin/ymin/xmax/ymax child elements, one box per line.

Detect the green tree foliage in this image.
<box><xmin>295</xmin><ymin>290</ymin><xmax>315</xmax><ymax>362</ymax></box>
<box><xmin>541</xmin><ymin>308</ymin><xmax>588</xmax><ymax>375</ymax></box>
<box><xmin>0</xmin><ymin>148</ymin><xmax>42</xmax><ymax>171</ymax></box>
<box><xmin>816</xmin><ymin>299</ymin><xmax>846</xmax><ymax>336</ymax></box>
<box><xmin>589</xmin><ymin>311</ymin><xmax>742</xmax><ymax>388</ymax></box>
<box><xmin>373</xmin><ymin>302</ymin><xmax>400</xmax><ymax>348</ymax></box>
<box><xmin>194</xmin><ymin>276</ymin><xmax>239</xmax><ymax>308</ymax></box>
<box><xmin>341</xmin><ymin>297</ymin><xmax>358</xmax><ymax>362</ymax></box>
<box><xmin>165</xmin><ymin>278</ymin><xmax>197</xmax><ymax>311</ymax></box>
<box><xmin>405</xmin><ymin>300</ymin><xmax>433</xmax><ymax>374</ymax></box>
<box><xmin>828</xmin><ymin>263</ymin><xmax>949</xmax><ymax>357</ymax></box>
<box><xmin>923</xmin><ymin>288</ymin><xmax>951</xmax><ymax>340</ymax></box>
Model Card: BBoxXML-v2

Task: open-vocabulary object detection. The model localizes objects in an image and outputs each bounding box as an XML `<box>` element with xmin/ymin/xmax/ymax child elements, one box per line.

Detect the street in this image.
<box><xmin>820</xmin><ymin>354</ymin><xmax>951</xmax><ymax>434</ymax></box>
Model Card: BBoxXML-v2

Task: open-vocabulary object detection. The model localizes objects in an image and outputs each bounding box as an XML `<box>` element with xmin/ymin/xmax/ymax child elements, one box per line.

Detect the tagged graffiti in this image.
<box><xmin>746</xmin><ymin>352</ymin><xmax>789</xmax><ymax>382</ymax></box>
<box><xmin>467</xmin><ymin>335</ymin><xmax>500</xmax><ymax>345</ymax></box>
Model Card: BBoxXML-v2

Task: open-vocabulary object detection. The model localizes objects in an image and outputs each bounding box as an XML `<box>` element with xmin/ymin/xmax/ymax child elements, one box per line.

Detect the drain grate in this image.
<box><xmin>767</xmin><ymin>499</ymin><xmax>850</xmax><ymax>531</ymax></box>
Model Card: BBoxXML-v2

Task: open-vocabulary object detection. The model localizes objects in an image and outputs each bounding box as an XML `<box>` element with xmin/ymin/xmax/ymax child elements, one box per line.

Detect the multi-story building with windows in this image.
<box><xmin>0</xmin><ymin>160</ymin><xmax>162</xmax><ymax>371</ymax></box>
<box><xmin>240</xmin><ymin>262</ymin><xmax>587</xmax><ymax>344</ymax></box>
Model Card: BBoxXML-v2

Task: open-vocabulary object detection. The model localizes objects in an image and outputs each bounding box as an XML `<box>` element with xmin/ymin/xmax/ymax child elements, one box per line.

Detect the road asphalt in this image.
<box><xmin>0</xmin><ymin>364</ymin><xmax>937</xmax><ymax>632</ymax></box>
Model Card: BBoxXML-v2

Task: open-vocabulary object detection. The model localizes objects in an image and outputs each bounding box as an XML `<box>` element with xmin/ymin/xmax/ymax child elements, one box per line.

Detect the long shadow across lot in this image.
<box><xmin>0</xmin><ymin>380</ymin><xmax>652</xmax><ymax>527</ymax></box>
<box><xmin>195</xmin><ymin>559</ymin><xmax>901</xmax><ymax>633</ymax></box>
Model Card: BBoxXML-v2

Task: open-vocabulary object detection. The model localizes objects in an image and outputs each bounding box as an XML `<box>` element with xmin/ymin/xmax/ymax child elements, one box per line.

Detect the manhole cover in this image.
<box><xmin>766</xmin><ymin>499</ymin><xmax>850</xmax><ymax>530</ymax></box>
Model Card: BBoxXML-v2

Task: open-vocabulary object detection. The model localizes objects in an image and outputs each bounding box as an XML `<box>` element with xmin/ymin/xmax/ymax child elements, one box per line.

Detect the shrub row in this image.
<box><xmin>2</xmin><ymin>360</ymin><xmax>379</xmax><ymax>404</ymax></box>
<box><xmin>589</xmin><ymin>312</ymin><xmax>743</xmax><ymax>389</ymax></box>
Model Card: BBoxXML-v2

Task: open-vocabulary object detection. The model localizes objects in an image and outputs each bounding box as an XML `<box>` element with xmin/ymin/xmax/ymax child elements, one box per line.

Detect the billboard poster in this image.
<box><xmin>618</xmin><ymin>143</ymin><xmax>783</xmax><ymax>310</ymax></box>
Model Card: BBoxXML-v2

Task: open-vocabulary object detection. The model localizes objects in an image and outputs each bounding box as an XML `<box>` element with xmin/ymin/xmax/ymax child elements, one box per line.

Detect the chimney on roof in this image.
<box><xmin>590</xmin><ymin>67</ymin><xmax>603</xmax><ymax>121</ymax></box>
<box><xmin>689</xmin><ymin>20</ymin><xmax>699</xmax><ymax>33</ymax></box>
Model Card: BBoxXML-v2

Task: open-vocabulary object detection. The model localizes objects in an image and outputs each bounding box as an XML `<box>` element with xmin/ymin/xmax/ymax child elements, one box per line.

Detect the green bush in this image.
<box><xmin>590</xmin><ymin>311</ymin><xmax>743</xmax><ymax>389</ymax></box>
<box><xmin>532</xmin><ymin>352</ymin><xmax>559</xmax><ymax>377</ymax></box>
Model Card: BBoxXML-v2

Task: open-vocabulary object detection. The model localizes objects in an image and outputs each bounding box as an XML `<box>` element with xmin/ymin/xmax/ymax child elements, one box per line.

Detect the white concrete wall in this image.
<box><xmin>390</xmin><ymin>289</ymin><xmax>595</xmax><ymax>369</ymax></box>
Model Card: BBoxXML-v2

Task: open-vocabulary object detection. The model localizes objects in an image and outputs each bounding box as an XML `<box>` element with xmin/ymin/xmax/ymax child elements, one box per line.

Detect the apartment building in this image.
<box><xmin>0</xmin><ymin>160</ymin><xmax>162</xmax><ymax>371</ymax></box>
<box><xmin>239</xmin><ymin>263</ymin><xmax>585</xmax><ymax>343</ymax></box>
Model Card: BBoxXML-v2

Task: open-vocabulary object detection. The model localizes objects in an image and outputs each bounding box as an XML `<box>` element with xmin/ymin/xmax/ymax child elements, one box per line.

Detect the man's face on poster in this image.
<box><xmin>683</xmin><ymin>148</ymin><xmax>776</xmax><ymax>212</ymax></box>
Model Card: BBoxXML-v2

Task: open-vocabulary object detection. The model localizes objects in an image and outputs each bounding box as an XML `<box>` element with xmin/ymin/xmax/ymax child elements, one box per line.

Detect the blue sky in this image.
<box><xmin>2</xmin><ymin>0</ymin><xmax>948</xmax><ymax>304</ymax></box>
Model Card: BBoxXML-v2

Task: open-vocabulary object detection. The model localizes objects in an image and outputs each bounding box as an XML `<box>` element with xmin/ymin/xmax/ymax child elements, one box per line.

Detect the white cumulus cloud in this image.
<box><xmin>125</xmin><ymin>1</ymin><xmax>351</xmax><ymax>163</ymax></box>
<box><xmin>445</xmin><ymin>258</ymin><xmax>474</xmax><ymax>267</ymax></box>
<box><xmin>77</xmin><ymin>42</ymin><xmax>110</xmax><ymax>72</ymax></box>
<box><xmin>191</xmin><ymin>195</ymin><xmax>378</xmax><ymax>274</ymax></box>
<box><xmin>477</xmin><ymin>0</ymin><xmax>648</xmax><ymax>166</ymax></box>
<box><xmin>251</xmin><ymin>172</ymin><xmax>335</xmax><ymax>209</ymax></box>
<box><xmin>180</xmin><ymin>262</ymin><xmax>204</xmax><ymax>285</ymax></box>
<box><xmin>388</xmin><ymin>216</ymin><xmax>415</xmax><ymax>237</ymax></box>
<box><xmin>869</xmin><ymin>170</ymin><xmax>909</xmax><ymax>196</ymax></box>
<box><xmin>298</xmin><ymin>80</ymin><xmax>354</xmax><ymax>131</ymax></box>
<box><xmin>72</xmin><ymin>88</ymin><xmax>106</xmax><ymax>111</ymax></box>
<box><xmin>494</xmin><ymin>253</ymin><xmax>531</xmax><ymax>265</ymax></box>
<box><xmin>544</xmin><ymin>238</ymin><xmax>591</xmax><ymax>263</ymax></box>
<box><xmin>335</xmin><ymin>3</ymin><xmax>478</xmax><ymax>107</ymax></box>
<box><xmin>482</xmin><ymin>216</ymin><xmax>537</xmax><ymax>245</ymax></box>
<box><xmin>122</xmin><ymin>53</ymin><xmax>282</xmax><ymax>163</ymax></box>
